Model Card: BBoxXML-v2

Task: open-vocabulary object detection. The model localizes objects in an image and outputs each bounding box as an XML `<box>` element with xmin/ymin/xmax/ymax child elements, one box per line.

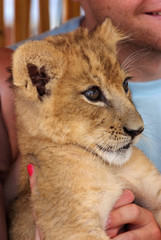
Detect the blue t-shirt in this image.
<box><xmin>129</xmin><ymin>80</ymin><xmax>161</xmax><ymax>172</ymax></box>
<box><xmin>9</xmin><ymin>16</ymin><xmax>161</xmax><ymax>172</ymax></box>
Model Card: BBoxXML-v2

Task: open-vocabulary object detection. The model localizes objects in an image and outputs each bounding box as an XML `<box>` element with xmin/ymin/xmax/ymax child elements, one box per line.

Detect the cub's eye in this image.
<box><xmin>82</xmin><ymin>86</ymin><xmax>102</xmax><ymax>102</ymax></box>
<box><xmin>123</xmin><ymin>77</ymin><xmax>131</xmax><ymax>93</ymax></box>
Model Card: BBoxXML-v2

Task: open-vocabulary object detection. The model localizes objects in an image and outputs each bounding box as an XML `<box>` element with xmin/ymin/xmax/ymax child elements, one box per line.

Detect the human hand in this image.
<box><xmin>106</xmin><ymin>189</ymin><xmax>161</xmax><ymax>239</ymax></box>
<box><xmin>27</xmin><ymin>164</ymin><xmax>42</xmax><ymax>240</ymax></box>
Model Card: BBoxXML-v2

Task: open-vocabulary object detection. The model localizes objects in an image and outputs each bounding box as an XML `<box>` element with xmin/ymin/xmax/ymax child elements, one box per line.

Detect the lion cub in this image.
<box><xmin>10</xmin><ymin>19</ymin><xmax>161</xmax><ymax>239</ymax></box>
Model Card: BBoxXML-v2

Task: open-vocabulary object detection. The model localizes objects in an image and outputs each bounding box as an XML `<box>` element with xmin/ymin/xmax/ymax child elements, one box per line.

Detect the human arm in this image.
<box><xmin>0</xmin><ymin>47</ymin><xmax>23</xmax><ymax>240</ymax></box>
<box><xmin>0</xmin><ymin>47</ymin><xmax>15</xmax><ymax>240</ymax></box>
<box><xmin>0</xmin><ymin>47</ymin><xmax>18</xmax><ymax>161</ymax></box>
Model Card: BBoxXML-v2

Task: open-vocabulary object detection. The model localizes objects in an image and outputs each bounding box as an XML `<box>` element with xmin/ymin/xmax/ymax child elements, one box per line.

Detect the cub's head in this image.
<box><xmin>12</xmin><ymin>19</ymin><xmax>144</xmax><ymax>166</ymax></box>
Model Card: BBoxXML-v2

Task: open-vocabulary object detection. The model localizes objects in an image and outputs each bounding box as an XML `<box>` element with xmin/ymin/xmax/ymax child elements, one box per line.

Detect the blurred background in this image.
<box><xmin>0</xmin><ymin>0</ymin><xmax>82</xmax><ymax>47</ymax></box>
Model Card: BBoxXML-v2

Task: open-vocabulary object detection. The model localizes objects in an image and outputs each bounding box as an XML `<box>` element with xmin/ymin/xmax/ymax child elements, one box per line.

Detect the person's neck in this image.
<box><xmin>80</xmin><ymin>15</ymin><xmax>97</xmax><ymax>31</ymax></box>
<box><xmin>117</xmin><ymin>42</ymin><xmax>161</xmax><ymax>82</ymax></box>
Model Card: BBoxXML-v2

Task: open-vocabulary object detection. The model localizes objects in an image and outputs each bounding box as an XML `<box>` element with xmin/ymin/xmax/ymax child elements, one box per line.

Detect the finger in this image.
<box><xmin>113</xmin><ymin>223</ymin><xmax>161</xmax><ymax>240</ymax></box>
<box><xmin>109</xmin><ymin>203</ymin><xmax>154</xmax><ymax>229</ymax></box>
<box><xmin>113</xmin><ymin>229</ymin><xmax>142</xmax><ymax>240</ymax></box>
<box><xmin>113</xmin><ymin>189</ymin><xmax>134</xmax><ymax>209</ymax></box>
<box><xmin>106</xmin><ymin>227</ymin><xmax>124</xmax><ymax>238</ymax></box>
<box><xmin>106</xmin><ymin>190</ymin><xmax>134</xmax><ymax>234</ymax></box>
<box><xmin>27</xmin><ymin>164</ymin><xmax>43</xmax><ymax>240</ymax></box>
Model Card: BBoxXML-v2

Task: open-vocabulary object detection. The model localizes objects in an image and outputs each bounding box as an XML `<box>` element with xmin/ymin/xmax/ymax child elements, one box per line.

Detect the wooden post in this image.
<box><xmin>14</xmin><ymin>0</ymin><xmax>31</xmax><ymax>43</ymax></box>
<box><xmin>0</xmin><ymin>0</ymin><xmax>5</xmax><ymax>47</ymax></box>
<box><xmin>39</xmin><ymin>0</ymin><xmax>50</xmax><ymax>33</ymax></box>
<box><xmin>63</xmin><ymin>0</ymin><xmax>80</xmax><ymax>23</ymax></box>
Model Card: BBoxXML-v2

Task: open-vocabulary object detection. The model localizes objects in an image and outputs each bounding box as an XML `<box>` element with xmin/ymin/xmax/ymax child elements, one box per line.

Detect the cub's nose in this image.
<box><xmin>123</xmin><ymin>126</ymin><xmax>144</xmax><ymax>139</ymax></box>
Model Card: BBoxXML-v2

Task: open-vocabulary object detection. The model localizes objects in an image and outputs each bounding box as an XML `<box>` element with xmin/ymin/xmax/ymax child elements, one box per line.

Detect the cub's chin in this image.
<box><xmin>96</xmin><ymin>144</ymin><xmax>132</xmax><ymax>166</ymax></box>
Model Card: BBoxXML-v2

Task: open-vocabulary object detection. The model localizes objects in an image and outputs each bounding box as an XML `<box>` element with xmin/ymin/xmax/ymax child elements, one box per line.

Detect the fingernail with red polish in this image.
<box><xmin>27</xmin><ymin>164</ymin><xmax>34</xmax><ymax>176</ymax></box>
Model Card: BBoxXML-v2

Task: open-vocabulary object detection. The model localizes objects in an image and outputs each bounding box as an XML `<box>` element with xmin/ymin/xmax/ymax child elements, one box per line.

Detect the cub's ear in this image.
<box><xmin>12</xmin><ymin>40</ymin><xmax>65</xmax><ymax>100</ymax></box>
<box><xmin>93</xmin><ymin>18</ymin><xmax>127</xmax><ymax>52</ymax></box>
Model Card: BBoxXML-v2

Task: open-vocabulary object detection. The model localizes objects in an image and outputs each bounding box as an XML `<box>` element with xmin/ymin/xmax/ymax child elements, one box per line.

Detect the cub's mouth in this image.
<box><xmin>96</xmin><ymin>142</ymin><xmax>132</xmax><ymax>166</ymax></box>
<box><xmin>119</xmin><ymin>143</ymin><xmax>131</xmax><ymax>150</ymax></box>
<box><xmin>97</xmin><ymin>143</ymin><xmax>131</xmax><ymax>153</ymax></box>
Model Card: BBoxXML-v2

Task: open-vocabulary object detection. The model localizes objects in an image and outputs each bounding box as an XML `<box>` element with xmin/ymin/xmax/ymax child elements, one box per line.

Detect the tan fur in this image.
<box><xmin>9</xmin><ymin>19</ymin><xmax>161</xmax><ymax>239</ymax></box>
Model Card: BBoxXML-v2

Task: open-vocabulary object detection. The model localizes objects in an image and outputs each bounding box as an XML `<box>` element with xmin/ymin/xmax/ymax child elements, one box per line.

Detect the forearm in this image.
<box><xmin>0</xmin><ymin>47</ymin><xmax>18</xmax><ymax>162</ymax></box>
<box><xmin>0</xmin><ymin>47</ymin><xmax>16</xmax><ymax>240</ymax></box>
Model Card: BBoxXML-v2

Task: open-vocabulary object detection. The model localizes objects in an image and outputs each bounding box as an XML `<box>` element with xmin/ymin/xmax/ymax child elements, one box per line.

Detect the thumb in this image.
<box><xmin>27</xmin><ymin>164</ymin><xmax>43</xmax><ymax>240</ymax></box>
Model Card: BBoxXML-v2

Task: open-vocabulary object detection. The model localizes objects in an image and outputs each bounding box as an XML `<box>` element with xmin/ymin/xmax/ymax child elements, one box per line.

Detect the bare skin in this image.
<box><xmin>0</xmin><ymin>47</ymin><xmax>16</xmax><ymax>240</ymax></box>
<box><xmin>1</xmin><ymin>0</ymin><xmax>161</xmax><ymax>239</ymax></box>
